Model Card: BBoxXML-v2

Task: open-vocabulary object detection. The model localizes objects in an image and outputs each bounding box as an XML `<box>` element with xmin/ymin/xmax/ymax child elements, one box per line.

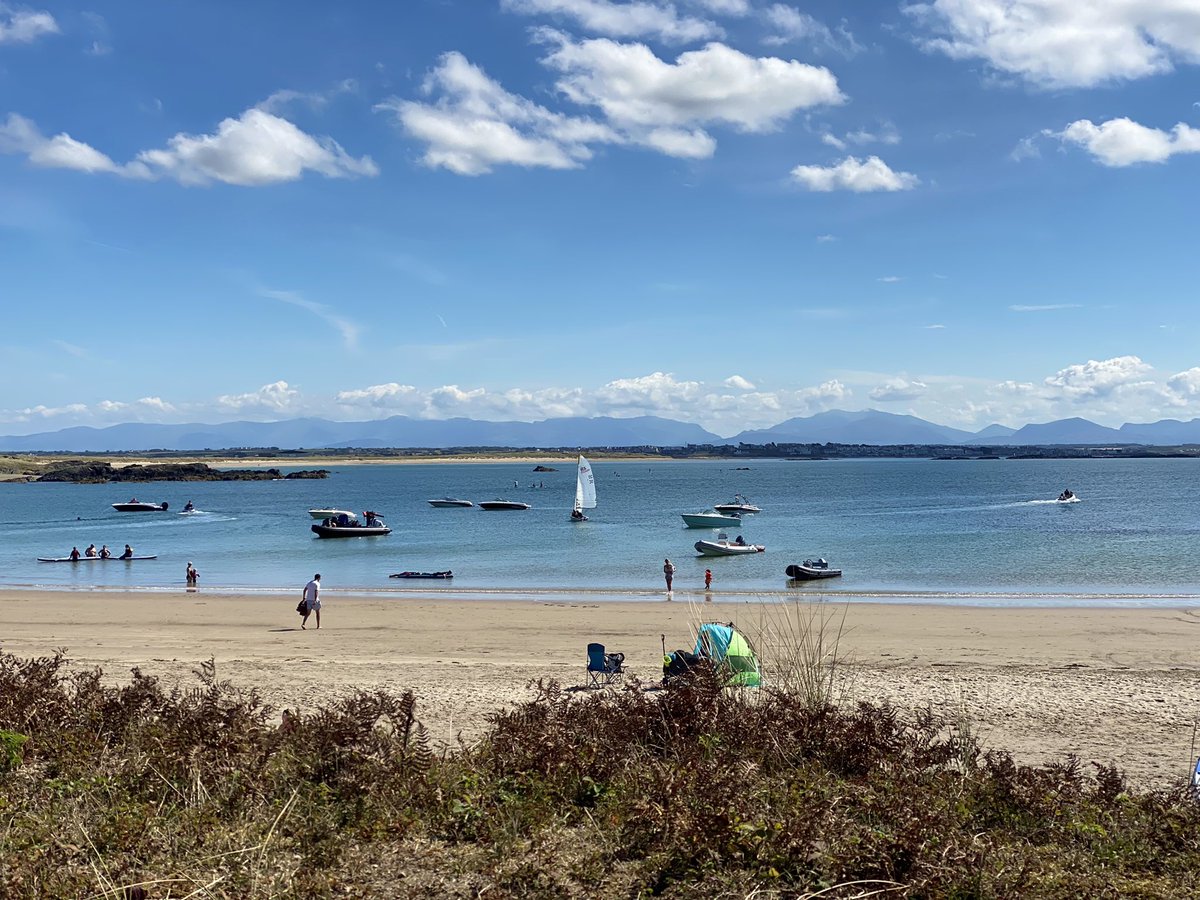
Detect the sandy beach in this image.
<box><xmin>3</xmin><ymin>588</ymin><xmax>1199</xmax><ymax>789</ymax></box>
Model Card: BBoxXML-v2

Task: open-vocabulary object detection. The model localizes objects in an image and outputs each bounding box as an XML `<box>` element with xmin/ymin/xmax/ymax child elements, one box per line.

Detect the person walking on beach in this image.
<box><xmin>663</xmin><ymin>558</ymin><xmax>676</xmax><ymax>593</ymax></box>
<box><xmin>301</xmin><ymin>573</ymin><xmax>321</xmax><ymax>629</ymax></box>
<box><xmin>704</xmin><ymin>568</ymin><xmax>712</xmax><ymax>590</ymax></box>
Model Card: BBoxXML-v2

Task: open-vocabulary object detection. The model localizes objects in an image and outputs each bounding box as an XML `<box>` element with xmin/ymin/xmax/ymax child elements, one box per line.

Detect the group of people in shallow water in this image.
<box><xmin>68</xmin><ymin>543</ymin><xmax>134</xmax><ymax>560</ymax></box>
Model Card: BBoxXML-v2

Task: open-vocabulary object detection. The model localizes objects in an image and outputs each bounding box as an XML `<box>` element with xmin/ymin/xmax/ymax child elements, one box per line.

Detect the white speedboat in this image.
<box><xmin>309</xmin><ymin>507</ymin><xmax>355</xmax><ymax>519</ymax></box>
<box><xmin>1055</xmin><ymin>490</ymin><xmax>1080</xmax><ymax>503</ymax></box>
<box><xmin>694</xmin><ymin>534</ymin><xmax>765</xmax><ymax>556</ymax></box>
<box><xmin>681</xmin><ymin>511</ymin><xmax>742</xmax><ymax>528</ymax></box>
<box><xmin>479</xmin><ymin>499</ymin><xmax>531</xmax><ymax>510</ymax></box>
<box><xmin>427</xmin><ymin>498</ymin><xmax>474</xmax><ymax>508</ymax></box>
<box><xmin>713</xmin><ymin>494</ymin><xmax>761</xmax><ymax>514</ymax></box>
<box><xmin>112</xmin><ymin>500</ymin><xmax>168</xmax><ymax>512</ymax></box>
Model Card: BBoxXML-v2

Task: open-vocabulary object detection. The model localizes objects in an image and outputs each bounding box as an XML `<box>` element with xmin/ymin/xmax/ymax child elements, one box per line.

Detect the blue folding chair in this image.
<box><xmin>586</xmin><ymin>642</ymin><xmax>625</xmax><ymax>688</ymax></box>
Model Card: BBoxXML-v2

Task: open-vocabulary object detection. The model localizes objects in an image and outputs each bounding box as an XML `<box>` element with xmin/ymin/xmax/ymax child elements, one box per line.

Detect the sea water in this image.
<box><xmin>1</xmin><ymin>457</ymin><xmax>1197</xmax><ymax>605</ymax></box>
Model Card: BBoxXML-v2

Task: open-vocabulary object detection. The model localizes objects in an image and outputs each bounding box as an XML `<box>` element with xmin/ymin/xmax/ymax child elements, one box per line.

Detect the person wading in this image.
<box><xmin>663</xmin><ymin>558</ymin><xmax>676</xmax><ymax>594</ymax></box>
<box><xmin>301</xmin><ymin>573</ymin><xmax>321</xmax><ymax>629</ymax></box>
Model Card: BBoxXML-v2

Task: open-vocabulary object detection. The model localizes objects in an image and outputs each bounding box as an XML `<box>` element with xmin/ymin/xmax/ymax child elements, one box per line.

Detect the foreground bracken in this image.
<box><xmin>0</xmin><ymin>651</ymin><xmax>1198</xmax><ymax>899</ymax></box>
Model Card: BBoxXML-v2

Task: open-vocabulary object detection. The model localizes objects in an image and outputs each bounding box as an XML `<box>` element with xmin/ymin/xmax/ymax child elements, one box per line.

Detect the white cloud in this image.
<box><xmin>136</xmin><ymin>108</ymin><xmax>378</xmax><ymax>186</ymax></box>
<box><xmin>724</xmin><ymin>374</ymin><xmax>755</xmax><ymax>390</ymax></box>
<box><xmin>215</xmin><ymin>381</ymin><xmax>300</xmax><ymax>414</ymax></box>
<box><xmin>906</xmin><ymin>0</ymin><xmax>1200</xmax><ymax>89</ymax></box>
<box><xmin>17</xmin><ymin>402</ymin><xmax>88</xmax><ymax>419</ymax></box>
<box><xmin>260</xmin><ymin>289</ymin><xmax>359</xmax><ymax>350</ymax></box>
<box><xmin>335</xmin><ymin>383</ymin><xmax>420</xmax><ymax>407</ymax></box>
<box><xmin>0</xmin><ymin>108</ymin><xmax>377</xmax><ymax>186</ymax></box>
<box><xmin>924</xmin><ymin>323</ymin><xmax>946</xmax><ymax>329</ymax></box>
<box><xmin>0</xmin><ymin>113</ymin><xmax>127</xmax><ymax>174</ymax></box>
<box><xmin>1043</xmin><ymin>355</ymin><xmax>1154</xmax><ymax>400</ymax></box>
<box><xmin>689</xmin><ymin>0</ymin><xmax>748</xmax><ymax>14</ymax></box>
<box><xmin>1009</xmin><ymin>303</ymin><xmax>1082</xmax><ymax>312</ymax></box>
<box><xmin>869</xmin><ymin>378</ymin><xmax>928</xmax><ymax>402</ymax></box>
<box><xmin>1166</xmin><ymin>368</ymin><xmax>1200</xmax><ymax>400</ymax></box>
<box><xmin>388</xmin><ymin>37</ymin><xmax>843</xmax><ymax>172</ymax></box>
<box><xmin>502</xmin><ymin>0</ymin><xmax>722</xmax><ymax>43</ymax></box>
<box><xmin>543</xmin><ymin>33</ymin><xmax>845</xmax><ymax>139</ymax></box>
<box><xmin>1053</xmin><ymin>117</ymin><xmax>1200</xmax><ymax>167</ymax></box>
<box><xmin>377</xmin><ymin>51</ymin><xmax>618</xmax><ymax>175</ymax></box>
<box><xmin>0</xmin><ymin>6</ymin><xmax>57</xmax><ymax>43</ymax></box>
<box><xmin>762</xmin><ymin>4</ymin><xmax>861</xmax><ymax>55</ymax></box>
<box><xmin>815</xmin><ymin>233</ymin><xmax>837</xmax><ymax>243</ymax></box>
<box><xmin>791</xmin><ymin>155</ymin><xmax>919</xmax><ymax>192</ymax></box>
<box><xmin>877</xmin><ymin>275</ymin><xmax>902</xmax><ymax>283</ymax></box>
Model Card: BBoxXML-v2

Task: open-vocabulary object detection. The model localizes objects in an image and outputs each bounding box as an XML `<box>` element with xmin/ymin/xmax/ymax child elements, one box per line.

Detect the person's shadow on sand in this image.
<box><xmin>268</xmin><ymin>627</ymin><xmax>306</xmax><ymax>632</ymax></box>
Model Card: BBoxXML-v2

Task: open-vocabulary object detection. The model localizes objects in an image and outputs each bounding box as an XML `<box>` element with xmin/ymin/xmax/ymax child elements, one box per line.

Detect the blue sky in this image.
<box><xmin>2</xmin><ymin>0</ymin><xmax>1198</xmax><ymax>437</ymax></box>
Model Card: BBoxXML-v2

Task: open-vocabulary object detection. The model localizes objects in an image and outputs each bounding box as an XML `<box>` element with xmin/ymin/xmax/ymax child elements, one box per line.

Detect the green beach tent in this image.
<box><xmin>695</xmin><ymin>622</ymin><xmax>762</xmax><ymax>687</ymax></box>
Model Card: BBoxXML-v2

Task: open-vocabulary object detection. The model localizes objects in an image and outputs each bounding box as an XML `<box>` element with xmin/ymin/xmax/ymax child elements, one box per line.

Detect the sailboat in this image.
<box><xmin>570</xmin><ymin>454</ymin><xmax>597</xmax><ymax>522</ymax></box>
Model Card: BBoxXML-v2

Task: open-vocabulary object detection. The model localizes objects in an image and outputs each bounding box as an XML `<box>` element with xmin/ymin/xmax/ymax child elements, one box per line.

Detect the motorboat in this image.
<box><xmin>427</xmin><ymin>498</ymin><xmax>474</xmax><ymax>508</ymax></box>
<box><xmin>182</xmin><ymin>501</ymin><xmax>195</xmax><ymax>513</ymax></box>
<box><xmin>786</xmin><ymin>559</ymin><xmax>842</xmax><ymax>580</ymax></box>
<box><xmin>712</xmin><ymin>494</ymin><xmax>761</xmax><ymax>514</ymax></box>
<box><xmin>694</xmin><ymin>534</ymin><xmax>765</xmax><ymax>556</ymax></box>
<box><xmin>681</xmin><ymin>511</ymin><xmax>742</xmax><ymax>528</ymax></box>
<box><xmin>1056</xmin><ymin>489</ymin><xmax>1079</xmax><ymax>503</ymax></box>
<box><xmin>389</xmin><ymin>570</ymin><xmax>454</xmax><ymax>579</ymax></box>
<box><xmin>38</xmin><ymin>556</ymin><xmax>157</xmax><ymax>564</ymax></box>
<box><xmin>478</xmin><ymin>499</ymin><xmax>531</xmax><ymax>510</ymax></box>
<box><xmin>311</xmin><ymin>511</ymin><xmax>391</xmax><ymax>538</ymax></box>
<box><xmin>309</xmin><ymin>507</ymin><xmax>355</xmax><ymax>519</ymax></box>
<box><xmin>112</xmin><ymin>500</ymin><xmax>168</xmax><ymax>512</ymax></box>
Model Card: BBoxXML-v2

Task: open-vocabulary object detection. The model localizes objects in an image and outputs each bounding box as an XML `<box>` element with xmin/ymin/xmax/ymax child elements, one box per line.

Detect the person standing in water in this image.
<box><xmin>663</xmin><ymin>558</ymin><xmax>676</xmax><ymax>594</ymax></box>
<box><xmin>704</xmin><ymin>568</ymin><xmax>712</xmax><ymax>591</ymax></box>
<box><xmin>301</xmin><ymin>573</ymin><xmax>321</xmax><ymax>629</ymax></box>
<box><xmin>120</xmin><ymin>544</ymin><xmax>133</xmax><ymax>560</ymax></box>
<box><xmin>185</xmin><ymin>562</ymin><xmax>199</xmax><ymax>587</ymax></box>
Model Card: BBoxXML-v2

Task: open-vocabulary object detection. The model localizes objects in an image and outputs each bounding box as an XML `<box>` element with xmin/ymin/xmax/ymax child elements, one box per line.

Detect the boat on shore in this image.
<box><xmin>479</xmin><ymin>499</ymin><xmax>531</xmax><ymax>511</ymax></box>
<box><xmin>786</xmin><ymin>559</ymin><xmax>842</xmax><ymax>580</ymax></box>
<box><xmin>713</xmin><ymin>494</ymin><xmax>761</xmax><ymax>514</ymax></box>
<box><xmin>112</xmin><ymin>501</ymin><xmax>168</xmax><ymax>512</ymax></box>
<box><xmin>309</xmin><ymin>507</ymin><xmax>355</xmax><ymax>519</ymax></box>
<box><xmin>38</xmin><ymin>555</ymin><xmax>158</xmax><ymax>562</ymax></box>
<box><xmin>681</xmin><ymin>511</ymin><xmax>742</xmax><ymax>528</ymax></box>
<box><xmin>427</xmin><ymin>498</ymin><xmax>474</xmax><ymax>508</ymax></box>
<box><xmin>389</xmin><ymin>570</ymin><xmax>453</xmax><ymax>579</ymax></box>
<box><xmin>694</xmin><ymin>534</ymin><xmax>765</xmax><ymax>556</ymax></box>
<box><xmin>311</xmin><ymin>511</ymin><xmax>391</xmax><ymax>538</ymax></box>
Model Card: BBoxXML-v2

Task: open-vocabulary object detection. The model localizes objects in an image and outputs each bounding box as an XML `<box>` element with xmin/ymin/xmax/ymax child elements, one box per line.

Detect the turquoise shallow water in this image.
<box><xmin>1</xmin><ymin>458</ymin><xmax>1198</xmax><ymax>605</ymax></box>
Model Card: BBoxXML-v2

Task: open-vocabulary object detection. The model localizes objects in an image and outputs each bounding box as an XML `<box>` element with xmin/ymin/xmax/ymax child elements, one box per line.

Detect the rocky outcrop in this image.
<box><xmin>35</xmin><ymin>462</ymin><xmax>329</xmax><ymax>483</ymax></box>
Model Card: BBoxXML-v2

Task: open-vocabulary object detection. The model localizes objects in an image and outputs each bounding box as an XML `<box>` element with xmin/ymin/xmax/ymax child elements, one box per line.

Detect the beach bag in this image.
<box><xmin>296</xmin><ymin>599</ymin><xmax>307</xmax><ymax>615</ymax></box>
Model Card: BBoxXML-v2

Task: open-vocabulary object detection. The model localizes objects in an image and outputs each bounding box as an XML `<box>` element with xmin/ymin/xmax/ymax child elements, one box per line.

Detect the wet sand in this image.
<box><xmin>2</xmin><ymin>588</ymin><xmax>1199</xmax><ymax>788</ymax></box>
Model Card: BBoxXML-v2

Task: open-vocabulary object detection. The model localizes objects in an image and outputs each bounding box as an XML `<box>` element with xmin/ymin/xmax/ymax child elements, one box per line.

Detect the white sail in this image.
<box><xmin>574</xmin><ymin>455</ymin><xmax>597</xmax><ymax>511</ymax></box>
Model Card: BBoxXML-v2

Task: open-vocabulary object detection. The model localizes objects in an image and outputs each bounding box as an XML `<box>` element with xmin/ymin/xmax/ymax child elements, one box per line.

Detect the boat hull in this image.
<box><xmin>427</xmin><ymin>499</ymin><xmax>474</xmax><ymax>507</ymax></box>
<box><xmin>478</xmin><ymin>500</ymin><xmax>531</xmax><ymax>510</ymax></box>
<box><xmin>311</xmin><ymin>524</ymin><xmax>391</xmax><ymax>538</ymax></box>
<box><xmin>38</xmin><ymin>555</ymin><xmax>158</xmax><ymax>562</ymax></box>
<box><xmin>694</xmin><ymin>540</ymin><xmax>765</xmax><ymax>556</ymax></box>
<box><xmin>112</xmin><ymin>502</ymin><xmax>168</xmax><ymax>512</ymax></box>
<box><xmin>682</xmin><ymin>513</ymin><xmax>742</xmax><ymax>528</ymax></box>
<box><xmin>389</xmin><ymin>571</ymin><xmax>453</xmax><ymax>579</ymax></box>
<box><xmin>785</xmin><ymin>563</ymin><xmax>842</xmax><ymax>580</ymax></box>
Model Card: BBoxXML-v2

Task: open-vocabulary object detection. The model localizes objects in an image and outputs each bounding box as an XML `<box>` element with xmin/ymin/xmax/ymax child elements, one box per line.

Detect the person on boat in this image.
<box><xmin>69</xmin><ymin>546</ymin><xmax>81</xmax><ymax>561</ymax></box>
<box><xmin>571</xmin><ymin>508</ymin><xmax>585</xmax><ymax>520</ymax></box>
<box><xmin>85</xmin><ymin>543</ymin><xmax>97</xmax><ymax>557</ymax></box>
<box><xmin>120</xmin><ymin>544</ymin><xmax>133</xmax><ymax>560</ymax></box>
<box><xmin>130</xmin><ymin>497</ymin><xmax>138</xmax><ymax>503</ymax></box>
<box><xmin>183</xmin><ymin>501</ymin><xmax>195</xmax><ymax>512</ymax></box>
<box><xmin>99</xmin><ymin>544</ymin><xmax>111</xmax><ymax>559</ymax></box>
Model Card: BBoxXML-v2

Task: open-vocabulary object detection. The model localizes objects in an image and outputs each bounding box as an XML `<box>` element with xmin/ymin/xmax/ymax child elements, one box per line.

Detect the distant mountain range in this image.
<box><xmin>3</xmin><ymin>409</ymin><xmax>1200</xmax><ymax>452</ymax></box>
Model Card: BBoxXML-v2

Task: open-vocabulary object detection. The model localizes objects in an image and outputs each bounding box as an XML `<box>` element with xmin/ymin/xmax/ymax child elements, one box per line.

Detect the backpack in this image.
<box><xmin>296</xmin><ymin>599</ymin><xmax>307</xmax><ymax>615</ymax></box>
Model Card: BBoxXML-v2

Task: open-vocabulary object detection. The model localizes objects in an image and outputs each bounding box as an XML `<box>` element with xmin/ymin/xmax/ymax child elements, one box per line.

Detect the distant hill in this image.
<box><xmin>4</xmin><ymin>409</ymin><xmax>1200</xmax><ymax>452</ymax></box>
<box><xmin>731</xmin><ymin>410</ymin><xmax>977</xmax><ymax>446</ymax></box>
<box><xmin>0</xmin><ymin>415</ymin><xmax>726</xmax><ymax>452</ymax></box>
<box><xmin>1003</xmin><ymin>418</ymin><xmax>1127</xmax><ymax>445</ymax></box>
